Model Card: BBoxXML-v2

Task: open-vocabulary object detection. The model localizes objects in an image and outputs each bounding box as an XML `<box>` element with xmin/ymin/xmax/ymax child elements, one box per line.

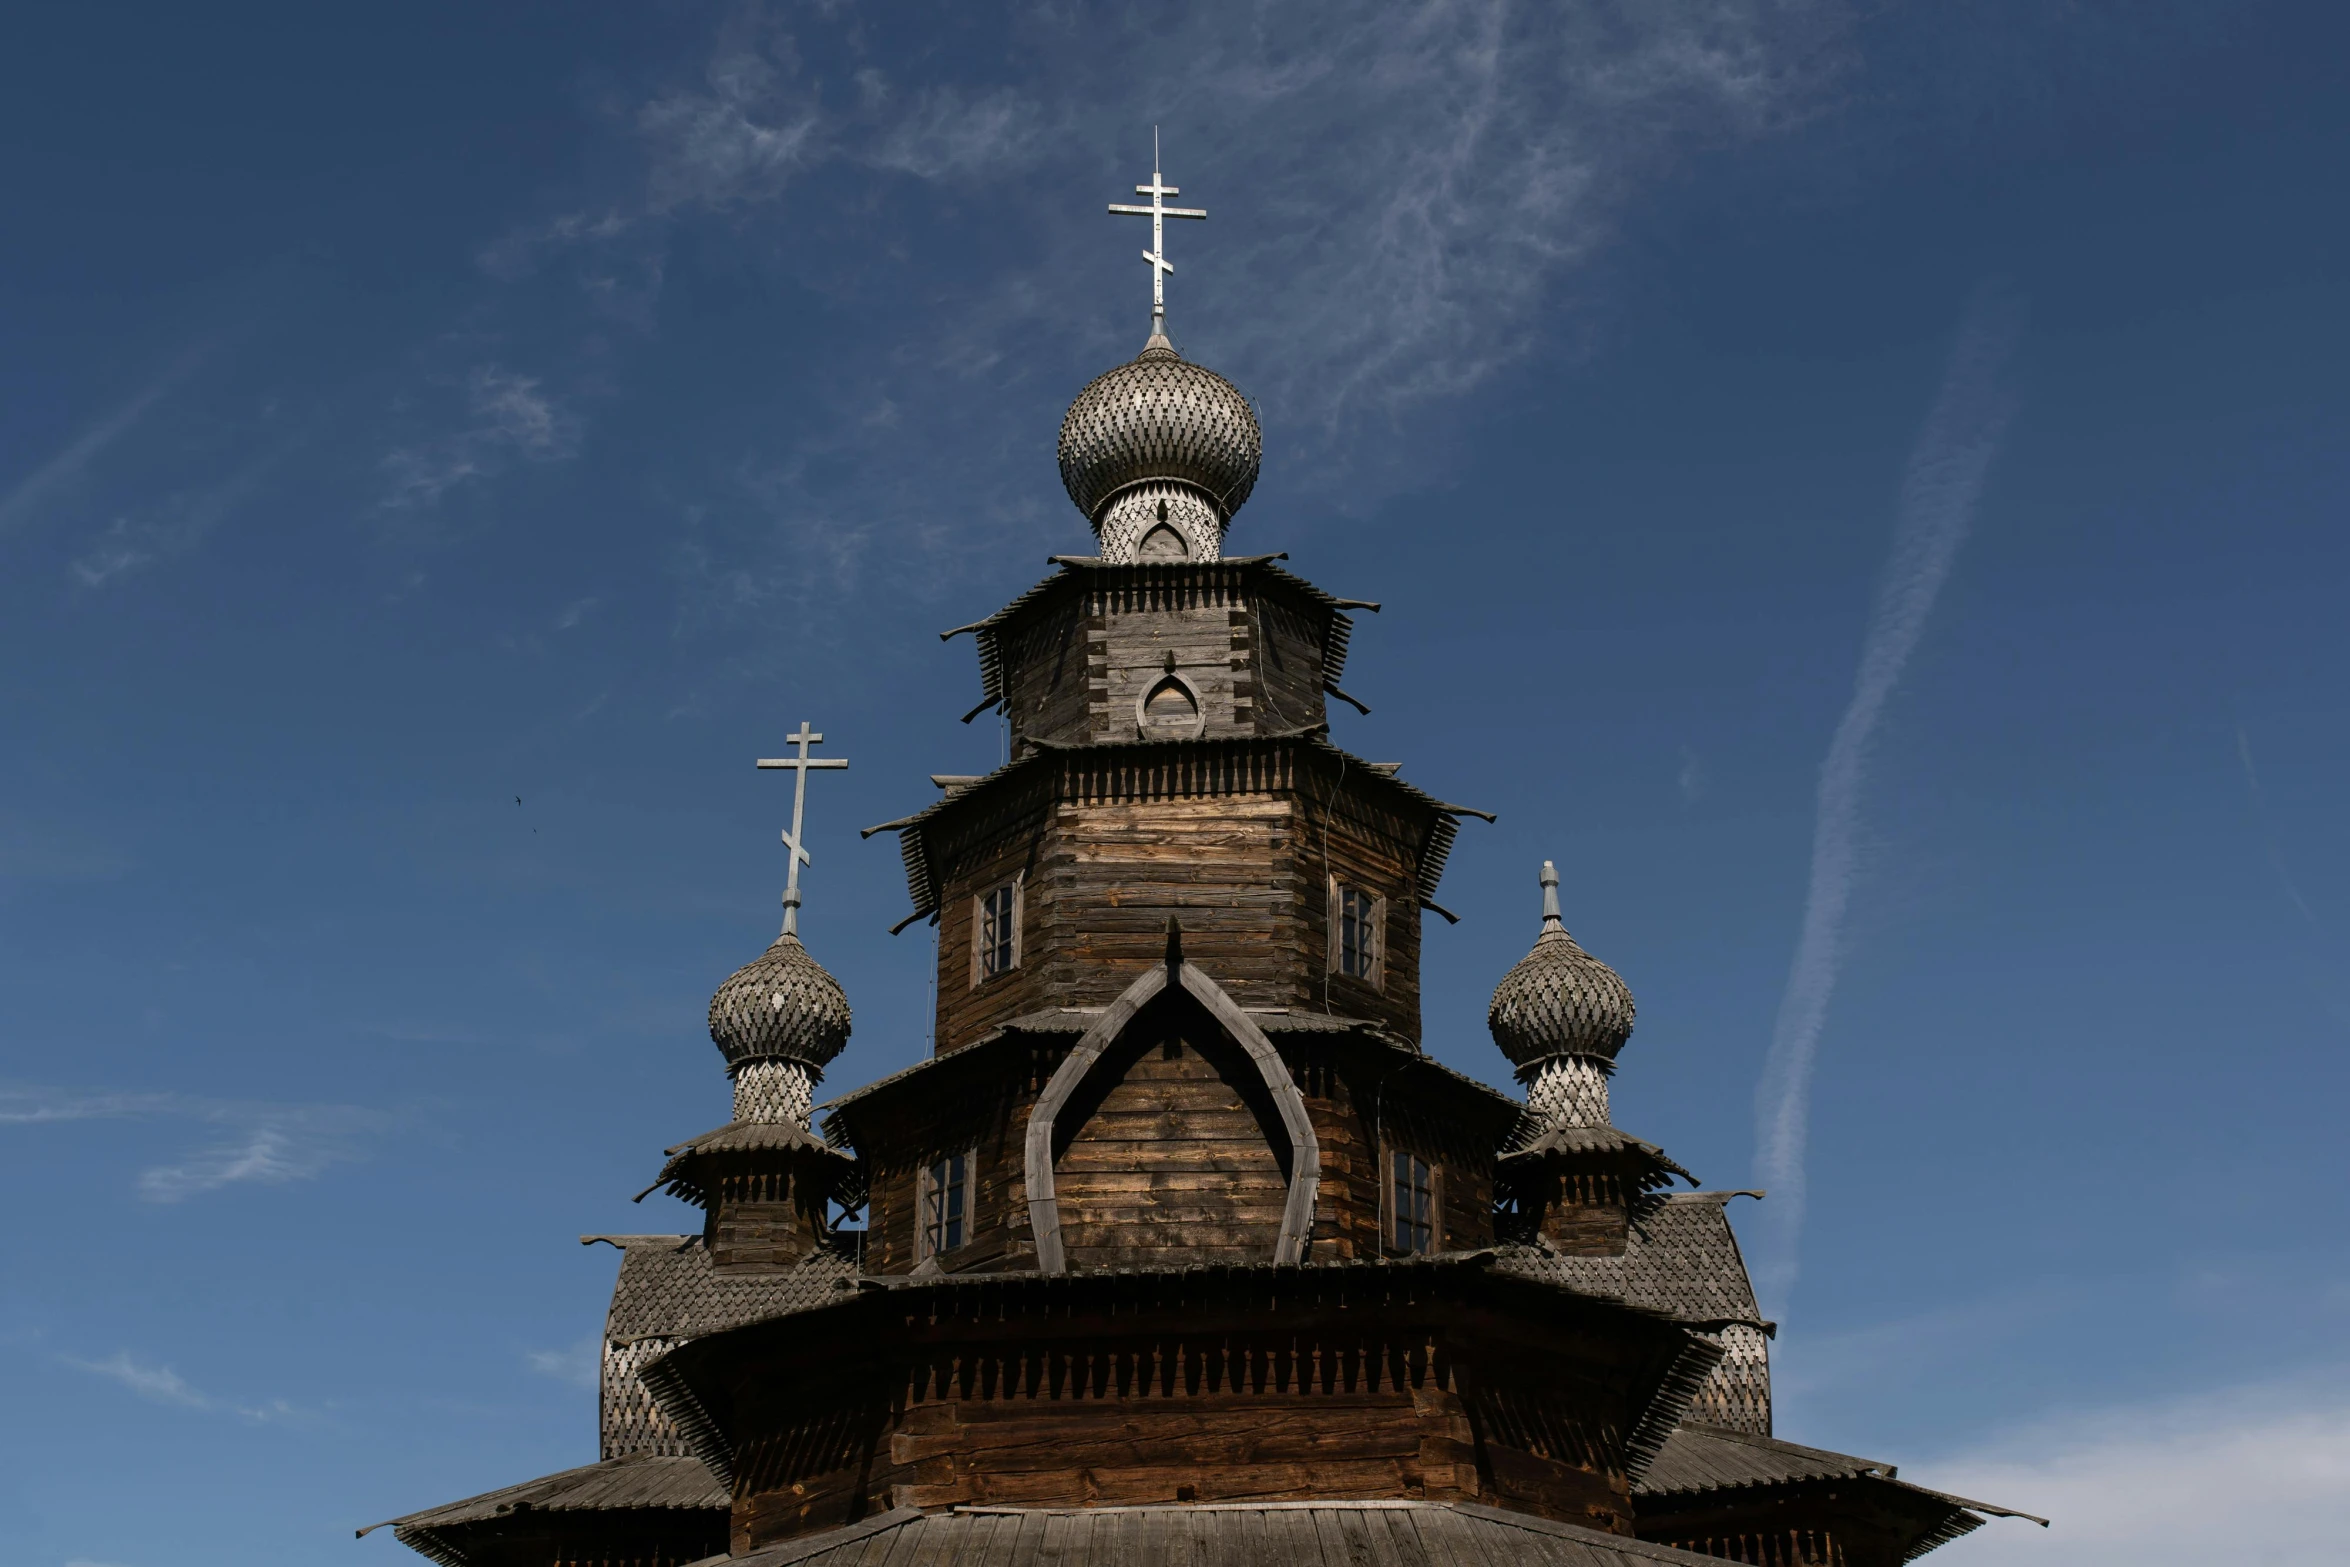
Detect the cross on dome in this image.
<box><xmin>755</xmin><ymin>723</ymin><xmax>849</xmax><ymax>936</ymax></box>
<box><xmin>1107</xmin><ymin>128</ymin><xmax>1206</xmax><ymax>341</ymax></box>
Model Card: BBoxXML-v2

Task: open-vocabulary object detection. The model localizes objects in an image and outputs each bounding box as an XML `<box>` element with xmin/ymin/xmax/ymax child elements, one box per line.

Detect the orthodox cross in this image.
<box><xmin>756</xmin><ymin>723</ymin><xmax>848</xmax><ymax>937</ymax></box>
<box><xmin>1107</xmin><ymin>128</ymin><xmax>1205</xmax><ymax>338</ymax></box>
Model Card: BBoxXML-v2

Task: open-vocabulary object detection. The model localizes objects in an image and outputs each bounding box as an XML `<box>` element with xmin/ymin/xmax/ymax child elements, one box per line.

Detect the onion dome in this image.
<box><xmin>1057</xmin><ymin>335</ymin><xmax>1262</xmax><ymax>558</ymax></box>
<box><xmin>1488</xmin><ymin>862</ymin><xmax>1635</xmax><ymax>1067</ymax></box>
<box><xmin>707</xmin><ymin>932</ymin><xmax>851</xmax><ymax>1071</ymax></box>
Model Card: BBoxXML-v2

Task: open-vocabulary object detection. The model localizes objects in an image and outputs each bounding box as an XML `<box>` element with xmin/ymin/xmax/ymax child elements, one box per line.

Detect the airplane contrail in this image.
<box><xmin>1751</xmin><ymin>289</ymin><xmax>2022</xmax><ymax>1316</ymax></box>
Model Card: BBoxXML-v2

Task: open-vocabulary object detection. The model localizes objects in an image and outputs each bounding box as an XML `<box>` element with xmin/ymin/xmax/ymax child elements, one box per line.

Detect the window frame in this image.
<box><xmin>917</xmin><ymin>1149</ymin><xmax>976</xmax><ymax>1261</ymax></box>
<box><xmin>969</xmin><ymin>875</ymin><xmax>1023</xmax><ymax>989</ymax></box>
<box><xmin>1326</xmin><ymin>876</ymin><xmax>1386</xmax><ymax>991</ymax></box>
<box><xmin>1388</xmin><ymin>1148</ymin><xmax>1438</xmax><ymax>1256</ymax></box>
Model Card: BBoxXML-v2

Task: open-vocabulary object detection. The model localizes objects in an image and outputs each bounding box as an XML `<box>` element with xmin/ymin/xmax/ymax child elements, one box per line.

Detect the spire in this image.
<box><xmin>1107</xmin><ymin>128</ymin><xmax>1206</xmax><ymax>346</ymax></box>
<box><xmin>1539</xmin><ymin>859</ymin><xmax>1564</xmax><ymax>933</ymax></box>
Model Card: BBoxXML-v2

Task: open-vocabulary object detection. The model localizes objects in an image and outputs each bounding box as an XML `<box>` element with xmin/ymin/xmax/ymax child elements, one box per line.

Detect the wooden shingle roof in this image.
<box><xmin>1636</xmin><ymin>1425</ymin><xmax>2046</xmax><ymax>1559</ymax></box>
<box><xmin>637</xmin><ymin>1119</ymin><xmax>852</xmax><ymax>1209</ymax></box>
<box><xmin>1492</xmin><ymin>1193</ymin><xmax>1765</xmax><ymax>1326</ymax></box>
<box><xmin>592</xmin><ymin>1234</ymin><xmax>861</xmax><ymax>1343</ymax></box>
<box><xmin>704</xmin><ymin>1500</ymin><xmax>1745</xmax><ymax>1567</ymax></box>
<box><xmin>360</xmin><ymin>1453</ymin><xmax>726</xmax><ymax>1562</ymax></box>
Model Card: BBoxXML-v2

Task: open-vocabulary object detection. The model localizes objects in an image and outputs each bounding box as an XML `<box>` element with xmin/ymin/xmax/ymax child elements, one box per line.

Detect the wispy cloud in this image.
<box><xmin>59</xmin><ymin>1349</ymin><xmax>308</xmax><ymax>1425</ymax></box>
<box><xmin>1772</xmin><ymin>1283</ymin><xmax>2080</xmax><ymax>1407</ymax></box>
<box><xmin>525</xmin><ymin>1334</ymin><xmax>602</xmax><ymax>1390</ymax></box>
<box><xmin>603</xmin><ymin>3</ymin><xmax>1839</xmax><ymax>426</ymax></box>
<box><xmin>484</xmin><ymin>0</ymin><xmax>1853</xmax><ymax>615</ymax></box>
<box><xmin>0</xmin><ymin>346</ymin><xmax>209</xmax><ymax>538</ymax></box>
<box><xmin>61</xmin><ymin>1349</ymin><xmax>209</xmax><ymax>1407</ymax></box>
<box><xmin>1922</xmin><ymin>1372</ymin><xmax>2350</xmax><ymax>1565</ymax></box>
<box><xmin>638</xmin><ymin>21</ymin><xmax>824</xmax><ymax>214</ymax></box>
<box><xmin>1750</xmin><ymin>289</ymin><xmax>2022</xmax><ymax>1314</ymax></box>
<box><xmin>67</xmin><ymin>428</ymin><xmax>307</xmax><ymax>589</ymax></box>
<box><xmin>381</xmin><ymin>364</ymin><xmax>580</xmax><ymax>508</ymax></box>
<box><xmin>0</xmin><ymin>1086</ymin><xmax>387</xmax><ymax>1202</ymax></box>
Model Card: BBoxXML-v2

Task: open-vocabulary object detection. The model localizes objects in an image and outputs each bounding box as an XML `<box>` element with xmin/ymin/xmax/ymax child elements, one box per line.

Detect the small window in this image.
<box><xmin>919</xmin><ymin>1151</ymin><xmax>972</xmax><ymax>1259</ymax></box>
<box><xmin>1137</xmin><ymin>521</ymin><xmax>1189</xmax><ymax>561</ymax></box>
<box><xmin>971</xmin><ymin>879</ymin><xmax>1021</xmax><ymax>986</ymax></box>
<box><xmin>1328</xmin><ymin>880</ymin><xmax>1384</xmax><ymax>987</ymax></box>
<box><xmin>1392</xmin><ymin>1151</ymin><xmax>1436</xmax><ymax>1255</ymax></box>
<box><xmin>1136</xmin><ymin>672</ymin><xmax>1204</xmax><ymax>741</ymax></box>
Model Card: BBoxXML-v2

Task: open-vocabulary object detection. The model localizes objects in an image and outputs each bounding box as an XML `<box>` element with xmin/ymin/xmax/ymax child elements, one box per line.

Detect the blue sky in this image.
<box><xmin>3</xmin><ymin>4</ymin><xmax>2346</xmax><ymax>1564</ymax></box>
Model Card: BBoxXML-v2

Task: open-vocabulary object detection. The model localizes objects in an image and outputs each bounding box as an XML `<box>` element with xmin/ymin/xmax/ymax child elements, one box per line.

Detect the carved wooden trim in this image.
<box><xmin>1023</xmin><ymin>937</ymin><xmax>1322</xmax><ymax>1273</ymax></box>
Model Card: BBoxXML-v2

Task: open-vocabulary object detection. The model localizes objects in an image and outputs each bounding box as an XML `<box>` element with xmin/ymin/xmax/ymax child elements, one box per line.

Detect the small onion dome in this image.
<box><xmin>1057</xmin><ymin>336</ymin><xmax>1262</xmax><ymax>525</ymax></box>
<box><xmin>707</xmin><ymin>933</ymin><xmax>851</xmax><ymax>1070</ymax></box>
<box><xmin>1487</xmin><ymin>862</ymin><xmax>1636</xmax><ymax>1067</ymax></box>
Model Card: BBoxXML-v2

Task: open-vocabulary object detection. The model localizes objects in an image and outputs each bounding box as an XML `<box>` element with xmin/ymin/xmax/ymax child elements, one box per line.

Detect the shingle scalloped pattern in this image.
<box><xmin>1058</xmin><ymin>345</ymin><xmax>1262</xmax><ymax>523</ymax></box>
<box><xmin>1491</xmin><ymin>1195</ymin><xmax>1762</xmax><ymax>1325</ymax></box>
<box><xmin>1488</xmin><ymin>928</ymin><xmax>1636</xmax><ymax>1066</ymax></box>
<box><xmin>707</xmin><ymin>934</ymin><xmax>852</xmax><ymax>1069</ymax></box>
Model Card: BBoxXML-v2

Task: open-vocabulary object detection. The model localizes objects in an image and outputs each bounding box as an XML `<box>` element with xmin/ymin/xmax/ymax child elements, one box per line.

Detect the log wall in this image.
<box><xmin>926</xmin><ymin>756</ymin><xmax>1433</xmax><ymax>1052</ymax></box>
<box><xmin>1054</xmin><ymin>1027</ymin><xmax>1290</xmax><ymax>1271</ymax></box>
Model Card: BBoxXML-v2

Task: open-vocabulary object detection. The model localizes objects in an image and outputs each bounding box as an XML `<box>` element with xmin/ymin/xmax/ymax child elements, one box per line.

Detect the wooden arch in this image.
<box><xmin>1023</xmin><ymin>922</ymin><xmax>1320</xmax><ymax>1273</ymax></box>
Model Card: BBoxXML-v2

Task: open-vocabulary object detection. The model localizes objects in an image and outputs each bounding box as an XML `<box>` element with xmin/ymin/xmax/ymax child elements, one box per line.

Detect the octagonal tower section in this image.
<box><xmin>883</xmin><ymin>726</ymin><xmax>1460</xmax><ymax>1054</ymax></box>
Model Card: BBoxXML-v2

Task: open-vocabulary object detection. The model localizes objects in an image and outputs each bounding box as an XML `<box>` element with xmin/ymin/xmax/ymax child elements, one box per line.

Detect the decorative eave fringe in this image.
<box><xmin>636</xmin><ymin>1350</ymin><xmax>735</xmax><ymax>1490</ymax></box>
<box><xmin>1623</xmin><ymin>1330</ymin><xmax>1728</xmax><ymax>1489</ymax></box>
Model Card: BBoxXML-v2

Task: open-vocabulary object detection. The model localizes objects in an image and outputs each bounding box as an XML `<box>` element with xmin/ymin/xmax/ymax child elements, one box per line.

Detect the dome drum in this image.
<box><xmin>1096</xmin><ymin>481</ymin><xmax>1226</xmax><ymax>563</ymax></box>
<box><xmin>1521</xmin><ymin>1053</ymin><xmax>1612</xmax><ymax>1130</ymax></box>
<box><xmin>731</xmin><ymin>1057</ymin><xmax>818</xmax><ymax>1127</ymax></box>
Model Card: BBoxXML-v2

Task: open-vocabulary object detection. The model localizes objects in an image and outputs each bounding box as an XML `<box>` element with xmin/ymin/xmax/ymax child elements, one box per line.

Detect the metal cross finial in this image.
<box><xmin>1107</xmin><ymin>127</ymin><xmax>1206</xmax><ymax>340</ymax></box>
<box><xmin>756</xmin><ymin>723</ymin><xmax>849</xmax><ymax>937</ymax></box>
<box><xmin>1539</xmin><ymin>860</ymin><xmax>1564</xmax><ymax>932</ymax></box>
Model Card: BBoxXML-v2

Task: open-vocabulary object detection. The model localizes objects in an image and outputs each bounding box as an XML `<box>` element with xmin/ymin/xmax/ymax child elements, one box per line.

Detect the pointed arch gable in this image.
<box><xmin>1024</xmin><ymin>936</ymin><xmax>1319</xmax><ymax>1273</ymax></box>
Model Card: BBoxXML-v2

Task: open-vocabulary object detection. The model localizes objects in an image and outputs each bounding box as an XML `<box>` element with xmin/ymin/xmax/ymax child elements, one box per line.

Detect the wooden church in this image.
<box><xmin>363</xmin><ymin>158</ymin><xmax>2039</xmax><ymax>1567</ymax></box>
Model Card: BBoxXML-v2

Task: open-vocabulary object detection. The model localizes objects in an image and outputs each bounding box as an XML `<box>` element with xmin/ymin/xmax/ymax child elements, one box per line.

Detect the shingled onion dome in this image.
<box><xmin>707</xmin><ymin>933</ymin><xmax>852</xmax><ymax>1130</ymax></box>
<box><xmin>1489</xmin><ymin>862</ymin><xmax>1636</xmax><ymax>1130</ymax></box>
<box><xmin>1057</xmin><ymin>332</ymin><xmax>1261</xmax><ymax>565</ymax></box>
